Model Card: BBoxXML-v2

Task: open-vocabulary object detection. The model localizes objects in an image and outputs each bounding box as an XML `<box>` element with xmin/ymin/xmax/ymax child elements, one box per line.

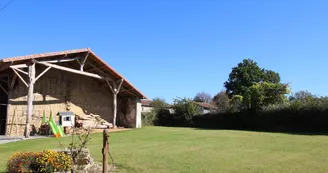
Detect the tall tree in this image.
<box><xmin>224</xmin><ymin>59</ymin><xmax>288</xmax><ymax>110</ymax></box>
<box><xmin>194</xmin><ymin>92</ymin><xmax>212</xmax><ymax>103</ymax></box>
<box><xmin>212</xmin><ymin>90</ymin><xmax>230</xmax><ymax>113</ymax></box>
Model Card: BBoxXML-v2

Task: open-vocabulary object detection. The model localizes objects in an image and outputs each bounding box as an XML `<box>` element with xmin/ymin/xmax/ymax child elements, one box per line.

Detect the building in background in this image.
<box><xmin>194</xmin><ymin>102</ymin><xmax>217</xmax><ymax>114</ymax></box>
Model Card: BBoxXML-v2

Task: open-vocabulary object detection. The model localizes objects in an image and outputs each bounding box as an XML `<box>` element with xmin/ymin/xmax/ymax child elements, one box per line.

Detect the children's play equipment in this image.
<box><xmin>40</xmin><ymin>111</ymin><xmax>76</xmax><ymax>137</ymax></box>
<box><xmin>47</xmin><ymin>112</ymin><xmax>65</xmax><ymax>137</ymax></box>
<box><xmin>57</xmin><ymin>111</ymin><xmax>75</xmax><ymax>127</ymax></box>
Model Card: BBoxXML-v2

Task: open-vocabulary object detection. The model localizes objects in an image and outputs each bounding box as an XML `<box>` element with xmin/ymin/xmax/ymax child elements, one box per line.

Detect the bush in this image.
<box><xmin>142</xmin><ymin>111</ymin><xmax>157</xmax><ymax>126</ymax></box>
<box><xmin>35</xmin><ymin>150</ymin><xmax>72</xmax><ymax>173</ymax></box>
<box><xmin>7</xmin><ymin>150</ymin><xmax>72</xmax><ymax>173</ymax></box>
<box><xmin>7</xmin><ymin>152</ymin><xmax>37</xmax><ymax>173</ymax></box>
<box><xmin>193</xmin><ymin>104</ymin><xmax>328</xmax><ymax>133</ymax></box>
<box><xmin>173</xmin><ymin>98</ymin><xmax>201</xmax><ymax>126</ymax></box>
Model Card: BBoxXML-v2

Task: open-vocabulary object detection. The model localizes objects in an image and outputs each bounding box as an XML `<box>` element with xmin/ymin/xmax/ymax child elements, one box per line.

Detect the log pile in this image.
<box><xmin>76</xmin><ymin>114</ymin><xmax>113</xmax><ymax>129</ymax></box>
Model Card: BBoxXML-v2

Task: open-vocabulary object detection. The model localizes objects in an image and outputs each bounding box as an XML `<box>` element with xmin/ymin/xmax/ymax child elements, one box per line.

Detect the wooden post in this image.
<box><xmin>106</xmin><ymin>79</ymin><xmax>124</xmax><ymax>128</ymax></box>
<box><xmin>80</xmin><ymin>52</ymin><xmax>89</xmax><ymax>72</ymax></box>
<box><xmin>113</xmin><ymin>94</ymin><xmax>117</xmax><ymax>127</ymax></box>
<box><xmin>103</xmin><ymin>129</ymin><xmax>109</xmax><ymax>173</ymax></box>
<box><xmin>25</xmin><ymin>63</ymin><xmax>35</xmax><ymax>138</ymax></box>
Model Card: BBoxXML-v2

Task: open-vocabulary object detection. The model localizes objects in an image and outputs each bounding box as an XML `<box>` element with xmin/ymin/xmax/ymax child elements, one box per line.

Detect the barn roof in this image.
<box><xmin>0</xmin><ymin>48</ymin><xmax>147</xmax><ymax>99</ymax></box>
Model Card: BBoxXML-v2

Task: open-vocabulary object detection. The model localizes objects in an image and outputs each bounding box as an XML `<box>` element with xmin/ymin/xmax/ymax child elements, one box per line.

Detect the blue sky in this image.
<box><xmin>1</xmin><ymin>0</ymin><xmax>328</xmax><ymax>103</ymax></box>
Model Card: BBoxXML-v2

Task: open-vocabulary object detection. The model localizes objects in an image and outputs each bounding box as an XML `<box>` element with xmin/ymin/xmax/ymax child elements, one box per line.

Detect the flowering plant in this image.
<box><xmin>35</xmin><ymin>150</ymin><xmax>72</xmax><ymax>173</ymax></box>
<box><xmin>7</xmin><ymin>152</ymin><xmax>37</xmax><ymax>173</ymax></box>
<box><xmin>7</xmin><ymin>150</ymin><xmax>72</xmax><ymax>173</ymax></box>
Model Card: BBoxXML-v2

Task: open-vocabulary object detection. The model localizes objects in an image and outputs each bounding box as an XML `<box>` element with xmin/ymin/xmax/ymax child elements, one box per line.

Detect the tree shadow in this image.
<box><xmin>192</xmin><ymin>127</ymin><xmax>328</xmax><ymax>136</ymax></box>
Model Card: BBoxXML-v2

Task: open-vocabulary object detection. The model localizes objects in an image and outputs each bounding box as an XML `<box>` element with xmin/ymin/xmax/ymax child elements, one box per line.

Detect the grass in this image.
<box><xmin>1</xmin><ymin>126</ymin><xmax>328</xmax><ymax>172</ymax></box>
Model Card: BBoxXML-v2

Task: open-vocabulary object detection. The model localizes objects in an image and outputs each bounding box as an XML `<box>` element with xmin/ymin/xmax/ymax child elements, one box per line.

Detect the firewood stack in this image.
<box><xmin>75</xmin><ymin>114</ymin><xmax>113</xmax><ymax>129</ymax></box>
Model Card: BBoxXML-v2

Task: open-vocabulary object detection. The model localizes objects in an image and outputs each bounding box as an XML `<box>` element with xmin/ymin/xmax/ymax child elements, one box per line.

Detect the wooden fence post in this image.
<box><xmin>103</xmin><ymin>129</ymin><xmax>109</xmax><ymax>173</ymax></box>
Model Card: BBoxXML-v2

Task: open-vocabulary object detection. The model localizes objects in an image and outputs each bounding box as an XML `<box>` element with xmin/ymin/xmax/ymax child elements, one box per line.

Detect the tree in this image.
<box><xmin>290</xmin><ymin>90</ymin><xmax>315</xmax><ymax>101</ymax></box>
<box><xmin>211</xmin><ymin>90</ymin><xmax>230</xmax><ymax>113</ymax></box>
<box><xmin>244</xmin><ymin>82</ymin><xmax>289</xmax><ymax>110</ymax></box>
<box><xmin>194</xmin><ymin>92</ymin><xmax>212</xmax><ymax>103</ymax></box>
<box><xmin>142</xmin><ymin>98</ymin><xmax>169</xmax><ymax>126</ymax></box>
<box><xmin>173</xmin><ymin>98</ymin><xmax>201</xmax><ymax>125</ymax></box>
<box><xmin>150</xmin><ymin>97</ymin><xmax>169</xmax><ymax>113</ymax></box>
<box><xmin>224</xmin><ymin>59</ymin><xmax>288</xmax><ymax>111</ymax></box>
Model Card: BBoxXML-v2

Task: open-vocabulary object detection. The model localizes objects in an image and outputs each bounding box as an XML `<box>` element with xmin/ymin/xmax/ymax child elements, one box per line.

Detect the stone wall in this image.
<box><xmin>6</xmin><ymin>66</ymin><xmax>136</xmax><ymax>136</ymax></box>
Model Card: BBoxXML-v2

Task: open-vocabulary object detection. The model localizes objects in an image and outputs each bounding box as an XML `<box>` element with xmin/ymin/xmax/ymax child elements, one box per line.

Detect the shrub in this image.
<box><xmin>35</xmin><ymin>150</ymin><xmax>72</xmax><ymax>173</ymax></box>
<box><xmin>142</xmin><ymin>111</ymin><xmax>157</xmax><ymax>125</ymax></box>
<box><xmin>7</xmin><ymin>152</ymin><xmax>37</xmax><ymax>173</ymax></box>
<box><xmin>7</xmin><ymin>150</ymin><xmax>72</xmax><ymax>173</ymax></box>
<box><xmin>173</xmin><ymin>98</ymin><xmax>201</xmax><ymax>126</ymax></box>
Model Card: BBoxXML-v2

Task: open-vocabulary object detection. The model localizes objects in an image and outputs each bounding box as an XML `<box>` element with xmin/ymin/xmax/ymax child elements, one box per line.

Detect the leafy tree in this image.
<box><xmin>212</xmin><ymin>90</ymin><xmax>230</xmax><ymax>113</ymax></box>
<box><xmin>173</xmin><ymin>98</ymin><xmax>201</xmax><ymax>125</ymax></box>
<box><xmin>150</xmin><ymin>97</ymin><xmax>169</xmax><ymax>113</ymax></box>
<box><xmin>263</xmin><ymin>69</ymin><xmax>281</xmax><ymax>83</ymax></box>
<box><xmin>243</xmin><ymin>82</ymin><xmax>289</xmax><ymax>110</ymax></box>
<box><xmin>290</xmin><ymin>90</ymin><xmax>315</xmax><ymax>101</ymax></box>
<box><xmin>194</xmin><ymin>92</ymin><xmax>212</xmax><ymax>103</ymax></box>
<box><xmin>289</xmin><ymin>90</ymin><xmax>317</xmax><ymax>110</ymax></box>
<box><xmin>224</xmin><ymin>59</ymin><xmax>288</xmax><ymax>111</ymax></box>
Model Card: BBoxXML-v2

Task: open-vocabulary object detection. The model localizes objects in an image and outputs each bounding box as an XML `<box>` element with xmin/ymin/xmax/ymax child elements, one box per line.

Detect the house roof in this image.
<box><xmin>141</xmin><ymin>100</ymin><xmax>153</xmax><ymax>107</ymax></box>
<box><xmin>141</xmin><ymin>99</ymin><xmax>172</xmax><ymax>108</ymax></box>
<box><xmin>0</xmin><ymin>48</ymin><xmax>147</xmax><ymax>99</ymax></box>
<box><xmin>194</xmin><ymin>102</ymin><xmax>217</xmax><ymax>110</ymax></box>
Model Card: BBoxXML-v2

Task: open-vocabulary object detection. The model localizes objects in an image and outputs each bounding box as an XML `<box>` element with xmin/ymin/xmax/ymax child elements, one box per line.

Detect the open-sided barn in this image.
<box><xmin>0</xmin><ymin>48</ymin><xmax>146</xmax><ymax>137</ymax></box>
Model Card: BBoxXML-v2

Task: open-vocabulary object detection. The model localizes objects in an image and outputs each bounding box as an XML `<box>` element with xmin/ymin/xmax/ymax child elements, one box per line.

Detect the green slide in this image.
<box><xmin>49</xmin><ymin>119</ymin><xmax>59</xmax><ymax>136</ymax></box>
<box><xmin>48</xmin><ymin>111</ymin><xmax>65</xmax><ymax>137</ymax></box>
<box><xmin>57</xmin><ymin>125</ymin><xmax>65</xmax><ymax>137</ymax></box>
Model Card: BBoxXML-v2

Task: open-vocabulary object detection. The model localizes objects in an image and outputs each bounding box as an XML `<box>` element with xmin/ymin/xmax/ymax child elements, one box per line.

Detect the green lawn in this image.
<box><xmin>1</xmin><ymin>126</ymin><xmax>328</xmax><ymax>172</ymax></box>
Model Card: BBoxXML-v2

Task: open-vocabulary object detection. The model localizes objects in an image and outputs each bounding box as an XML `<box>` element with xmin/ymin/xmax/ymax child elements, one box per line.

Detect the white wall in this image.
<box><xmin>136</xmin><ymin>99</ymin><xmax>142</xmax><ymax>128</ymax></box>
<box><xmin>142</xmin><ymin>106</ymin><xmax>153</xmax><ymax>113</ymax></box>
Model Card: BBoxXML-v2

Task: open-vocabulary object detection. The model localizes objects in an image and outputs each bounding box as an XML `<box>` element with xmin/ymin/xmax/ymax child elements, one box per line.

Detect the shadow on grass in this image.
<box><xmin>192</xmin><ymin>126</ymin><xmax>328</xmax><ymax>136</ymax></box>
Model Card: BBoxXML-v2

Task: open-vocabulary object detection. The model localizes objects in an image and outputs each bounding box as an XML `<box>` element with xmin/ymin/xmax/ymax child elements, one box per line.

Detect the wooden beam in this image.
<box><xmin>10</xmin><ymin>74</ymin><xmax>17</xmax><ymax>88</ymax></box>
<box><xmin>85</xmin><ymin>65</ymin><xmax>106</xmax><ymax>72</ymax></box>
<box><xmin>106</xmin><ymin>80</ymin><xmax>115</xmax><ymax>94</ymax></box>
<box><xmin>34</xmin><ymin>66</ymin><xmax>51</xmax><ymax>82</ymax></box>
<box><xmin>112</xmin><ymin>93</ymin><xmax>117</xmax><ymax>128</ymax></box>
<box><xmin>79</xmin><ymin>52</ymin><xmax>89</xmax><ymax>71</ymax></box>
<box><xmin>106</xmin><ymin>78</ymin><xmax>124</xmax><ymax>128</ymax></box>
<box><xmin>0</xmin><ymin>62</ymin><xmax>12</xmax><ymax>71</ymax></box>
<box><xmin>120</xmin><ymin>89</ymin><xmax>138</xmax><ymax>98</ymax></box>
<box><xmin>9</xmin><ymin>56</ymin><xmax>76</xmax><ymax>69</ymax></box>
<box><xmin>116</xmin><ymin>79</ymin><xmax>124</xmax><ymax>93</ymax></box>
<box><xmin>10</xmin><ymin>64</ymin><xmax>28</xmax><ymax>69</ymax></box>
<box><xmin>0</xmin><ymin>83</ymin><xmax>8</xmax><ymax>95</ymax></box>
<box><xmin>11</xmin><ymin>68</ymin><xmax>28</xmax><ymax>87</ymax></box>
<box><xmin>36</xmin><ymin>61</ymin><xmax>104</xmax><ymax>80</ymax></box>
<box><xmin>85</xmin><ymin>61</ymin><xmax>115</xmax><ymax>79</ymax></box>
<box><xmin>25</xmin><ymin>63</ymin><xmax>35</xmax><ymax>138</ymax></box>
<box><xmin>39</xmin><ymin>57</ymin><xmax>78</xmax><ymax>64</ymax></box>
<box><xmin>11</xmin><ymin>67</ymin><xmax>28</xmax><ymax>75</ymax></box>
